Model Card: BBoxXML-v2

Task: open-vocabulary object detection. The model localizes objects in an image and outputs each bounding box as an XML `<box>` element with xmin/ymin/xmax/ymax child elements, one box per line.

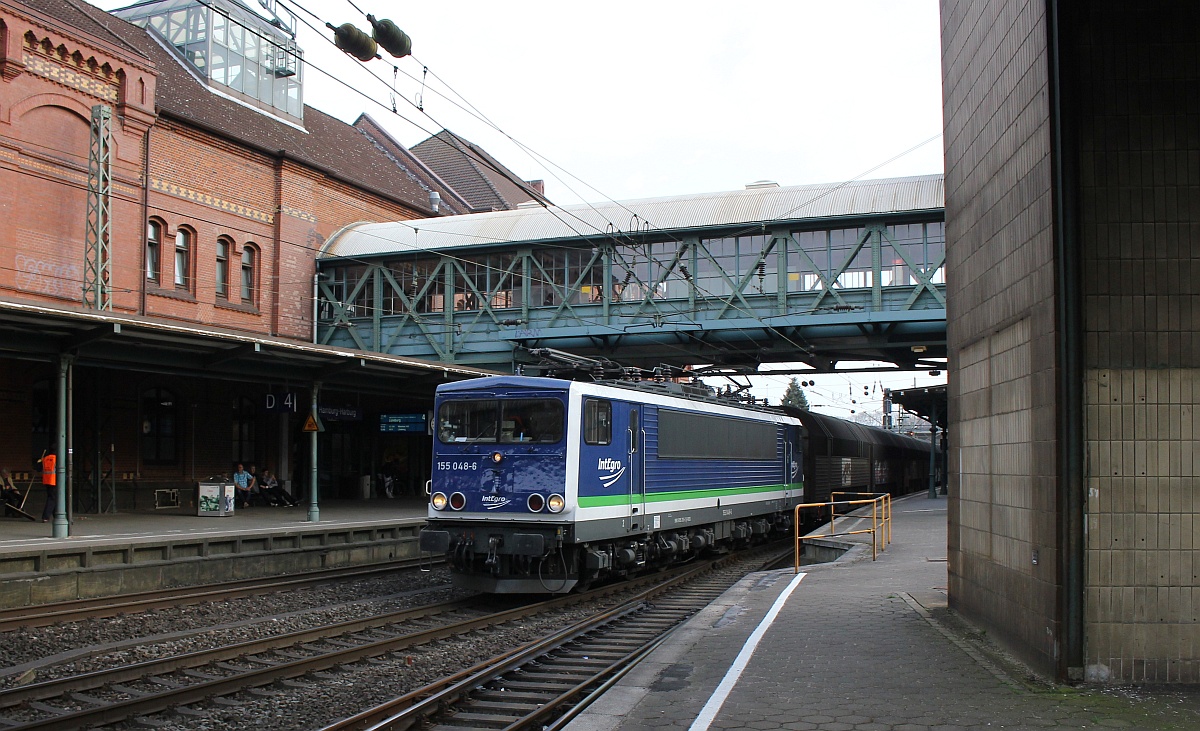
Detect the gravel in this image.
<box><xmin>0</xmin><ymin>568</ymin><xmax>626</xmax><ymax>730</ymax></box>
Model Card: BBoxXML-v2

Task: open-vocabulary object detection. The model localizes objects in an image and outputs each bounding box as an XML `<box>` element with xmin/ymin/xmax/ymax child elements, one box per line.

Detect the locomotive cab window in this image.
<box><xmin>583</xmin><ymin>399</ymin><xmax>611</xmax><ymax>445</ymax></box>
<box><xmin>437</xmin><ymin>398</ymin><xmax>564</xmax><ymax>444</ymax></box>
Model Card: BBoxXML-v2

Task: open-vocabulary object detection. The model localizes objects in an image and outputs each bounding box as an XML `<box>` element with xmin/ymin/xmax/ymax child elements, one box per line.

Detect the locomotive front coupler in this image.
<box><xmin>485</xmin><ymin>535</ymin><xmax>502</xmax><ymax>566</ymax></box>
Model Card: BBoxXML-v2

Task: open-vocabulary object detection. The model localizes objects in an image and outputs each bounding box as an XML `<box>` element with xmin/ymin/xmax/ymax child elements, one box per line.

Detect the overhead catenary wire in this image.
<box><xmin>264</xmin><ymin>0</ymin><xmax>829</xmax><ymax>359</ymax></box>
<box><xmin>48</xmin><ymin>0</ymin><xmax>940</xmax><ymax>373</ymax></box>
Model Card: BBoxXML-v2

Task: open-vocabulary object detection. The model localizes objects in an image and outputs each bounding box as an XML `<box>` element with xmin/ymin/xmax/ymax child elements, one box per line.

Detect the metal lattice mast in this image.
<box><xmin>83</xmin><ymin>104</ymin><xmax>113</xmax><ymax>310</ymax></box>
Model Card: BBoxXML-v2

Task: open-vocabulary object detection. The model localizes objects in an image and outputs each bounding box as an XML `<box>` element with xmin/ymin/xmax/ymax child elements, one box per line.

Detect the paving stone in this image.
<box><xmin>563</xmin><ymin>498</ymin><xmax>1200</xmax><ymax>731</ymax></box>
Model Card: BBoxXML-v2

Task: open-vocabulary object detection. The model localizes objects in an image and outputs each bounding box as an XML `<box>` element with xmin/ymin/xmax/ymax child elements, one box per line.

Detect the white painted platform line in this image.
<box><xmin>688</xmin><ymin>571</ymin><xmax>807</xmax><ymax>731</ymax></box>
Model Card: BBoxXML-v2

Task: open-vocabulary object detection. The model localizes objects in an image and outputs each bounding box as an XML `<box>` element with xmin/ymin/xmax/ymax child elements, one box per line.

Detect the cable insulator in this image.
<box><xmin>331</xmin><ymin>22</ymin><xmax>377</xmax><ymax>62</ymax></box>
<box><xmin>368</xmin><ymin>15</ymin><xmax>412</xmax><ymax>58</ymax></box>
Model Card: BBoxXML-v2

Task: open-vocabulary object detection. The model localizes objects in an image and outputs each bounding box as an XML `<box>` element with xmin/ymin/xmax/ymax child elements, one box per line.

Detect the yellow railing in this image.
<box><xmin>793</xmin><ymin>492</ymin><xmax>892</xmax><ymax>572</ymax></box>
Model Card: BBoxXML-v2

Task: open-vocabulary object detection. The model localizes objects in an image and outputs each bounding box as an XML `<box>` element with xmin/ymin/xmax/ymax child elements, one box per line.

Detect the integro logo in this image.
<box><xmin>481</xmin><ymin>495</ymin><xmax>511</xmax><ymax>510</ymax></box>
<box><xmin>597</xmin><ymin>457</ymin><xmax>625</xmax><ymax>488</ymax></box>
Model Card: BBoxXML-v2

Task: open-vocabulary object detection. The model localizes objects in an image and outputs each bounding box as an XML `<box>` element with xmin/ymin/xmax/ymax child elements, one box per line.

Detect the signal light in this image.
<box><xmin>449</xmin><ymin>492</ymin><xmax>466</xmax><ymax>510</ymax></box>
<box><xmin>547</xmin><ymin>494</ymin><xmax>565</xmax><ymax>513</ymax></box>
<box><xmin>527</xmin><ymin>493</ymin><xmax>545</xmax><ymax>512</ymax></box>
<box><xmin>431</xmin><ymin>492</ymin><xmax>448</xmax><ymax>510</ymax></box>
<box><xmin>491</xmin><ymin>452</ymin><xmax>503</xmax><ymax>464</ymax></box>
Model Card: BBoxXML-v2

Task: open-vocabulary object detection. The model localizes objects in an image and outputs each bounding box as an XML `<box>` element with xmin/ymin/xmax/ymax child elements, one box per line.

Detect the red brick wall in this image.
<box><xmin>142</xmin><ymin>123</ymin><xmax>423</xmax><ymax>341</ymax></box>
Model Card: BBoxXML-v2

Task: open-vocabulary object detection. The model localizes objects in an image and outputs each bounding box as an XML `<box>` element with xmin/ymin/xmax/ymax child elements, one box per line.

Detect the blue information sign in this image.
<box><xmin>380</xmin><ymin>413</ymin><xmax>427</xmax><ymax>433</ymax></box>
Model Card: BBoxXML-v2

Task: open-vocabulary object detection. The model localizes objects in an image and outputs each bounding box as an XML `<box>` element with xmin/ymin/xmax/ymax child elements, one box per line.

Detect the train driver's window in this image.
<box><xmin>584</xmin><ymin>399</ymin><xmax>611</xmax><ymax>445</ymax></box>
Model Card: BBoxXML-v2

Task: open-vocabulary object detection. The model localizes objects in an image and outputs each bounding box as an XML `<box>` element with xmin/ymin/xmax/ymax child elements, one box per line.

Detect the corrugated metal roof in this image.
<box><xmin>320</xmin><ymin>174</ymin><xmax>944</xmax><ymax>260</ymax></box>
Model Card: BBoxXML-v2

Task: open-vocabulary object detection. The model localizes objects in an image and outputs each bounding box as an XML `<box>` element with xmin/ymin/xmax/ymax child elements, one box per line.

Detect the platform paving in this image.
<box><xmin>0</xmin><ymin>497</ymin><xmax>429</xmax><ymax>552</ymax></box>
<box><xmin>566</xmin><ymin>495</ymin><xmax>1200</xmax><ymax>731</ymax></box>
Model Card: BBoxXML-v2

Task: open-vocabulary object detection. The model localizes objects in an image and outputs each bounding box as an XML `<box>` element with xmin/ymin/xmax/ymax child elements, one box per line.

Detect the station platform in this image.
<box><xmin>566</xmin><ymin>494</ymin><xmax>1200</xmax><ymax>731</ymax></box>
<box><xmin>0</xmin><ymin>498</ymin><xmax>429</xmax><ymax>609</ymax></box>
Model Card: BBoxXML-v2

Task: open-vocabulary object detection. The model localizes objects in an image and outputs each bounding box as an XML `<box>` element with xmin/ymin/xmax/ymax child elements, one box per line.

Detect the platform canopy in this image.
<box><xmin>0</xmin><ymin>301</ymin><xmax>496</xmax><ymax>400</ymax></box>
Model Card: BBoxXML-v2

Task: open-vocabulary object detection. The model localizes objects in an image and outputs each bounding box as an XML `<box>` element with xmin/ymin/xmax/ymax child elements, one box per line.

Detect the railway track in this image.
<box><xmin>0</xmin><ymin>556</ymin><xmax>708</xmax><ymax>730</ymax></box>
<box><xmin>0</xmin><ymin>558</ymin><xmax>442</xmax><ymax>632</ymax></box>
<box><xmin>0</xmin><ymin>545</ymin><xmax>789</xmax><ymax>730</ymax></box>
<box><xmin>0</xmin><ymin>594</ymin><xmax>504</xmax><ymax>729</ymax></box>
<box><xmin>322</xmin><ymin>546</ymin><xmax>789</xmax><ymax>731</ymax></box>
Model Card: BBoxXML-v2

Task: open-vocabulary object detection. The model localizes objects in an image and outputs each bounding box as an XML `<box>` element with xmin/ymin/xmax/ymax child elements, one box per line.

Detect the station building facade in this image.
<box><xmin>0</xmin><ymin>0</ymin><xmax>487</xmax><ymax>511</ymax></box>
<box><xmin>943</xmin><ymin>1</ymin><xmax>1200</xmax><ymax>682</ymax></box>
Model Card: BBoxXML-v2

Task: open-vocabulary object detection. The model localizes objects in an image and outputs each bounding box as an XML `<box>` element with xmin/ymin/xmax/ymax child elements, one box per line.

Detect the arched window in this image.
<box><xmin>174</xmin><ymin>228</ymin><xmax>193</xmax><ymax>290</ymax></box>
<box><xmin>215</xmin><ymin>238</ymin><xmax>231</xmax><ymax>299</ymax></box>
<box><xmin>141</xmin><ymin>388</ymin><xmax>177</xmax><ymax>464</ymax></box>
<box><xmin>240</xmin><ymin>244</ymin><xmax>257</xmax><ymax>304</ymax></box>
<box><xmin>146</xmin><ymin>220</ymin><xmax>163</xmax><ymax>283</ymax></box>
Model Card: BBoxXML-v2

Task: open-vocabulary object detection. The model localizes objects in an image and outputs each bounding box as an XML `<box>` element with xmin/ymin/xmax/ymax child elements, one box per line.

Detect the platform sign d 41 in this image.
<box><xmin>266</xmin><ymin>392</ymin><xmax>298</xmax><ymax>413</ymax></box>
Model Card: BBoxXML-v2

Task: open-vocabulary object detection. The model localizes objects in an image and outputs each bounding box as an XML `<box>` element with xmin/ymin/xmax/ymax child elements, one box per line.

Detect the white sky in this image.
<box><xmin>93</xmin><ymin>0</ymin><xmax>948</xmax><ymax>417</ymax></box>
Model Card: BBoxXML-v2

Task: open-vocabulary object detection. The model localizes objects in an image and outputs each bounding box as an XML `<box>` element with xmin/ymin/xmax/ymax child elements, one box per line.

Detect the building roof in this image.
<box><xmin>320</xmin><ymin>174</ymin><xmax>945</xmax><ymax>260</ymax></box>
<box><xmin>41</xmin><ymin>0</ymin><xmax>460</xmax><ymax>217</ymax></box>
<box><xmin>13</xmin><ymin>0</ymin><xmax>149</xmax><ymax>59</ymax></box>
<box><xmin>411</xmin><ymin>129</ymin><xmax>547</xmax><ymax>212</ymax></box>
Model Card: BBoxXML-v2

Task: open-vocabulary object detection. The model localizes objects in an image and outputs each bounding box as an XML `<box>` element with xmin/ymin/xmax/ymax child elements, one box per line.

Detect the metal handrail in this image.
<box><xmin>793</xmin><ymin>493</ymin><xmax>892</xmax><ymax>571</ymax></box>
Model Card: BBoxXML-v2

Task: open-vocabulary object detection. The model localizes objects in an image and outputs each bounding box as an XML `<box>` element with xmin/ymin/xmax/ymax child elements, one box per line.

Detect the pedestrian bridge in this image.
<box><xmin>316</xmin><ymin>174</ymin><xmax>945</xmax><ymax>375</ymax></box>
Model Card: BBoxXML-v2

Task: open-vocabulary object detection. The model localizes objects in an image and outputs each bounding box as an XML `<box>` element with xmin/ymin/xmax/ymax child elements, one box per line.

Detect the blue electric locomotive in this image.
<box><xmin>418</xmin><ymin>376</ymin><xmax>804</xmax><ymax>593</ymax></box>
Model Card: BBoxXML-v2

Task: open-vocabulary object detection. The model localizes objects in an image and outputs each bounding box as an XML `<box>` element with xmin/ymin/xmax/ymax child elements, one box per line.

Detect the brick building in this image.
<box><xmin>0</xmin><ymin>0</ymin><xmax>489</xmax><ymax>514</ymax></box>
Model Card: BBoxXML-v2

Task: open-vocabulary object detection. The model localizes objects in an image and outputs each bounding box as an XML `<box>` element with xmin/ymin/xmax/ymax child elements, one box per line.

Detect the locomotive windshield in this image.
<box><xmin>437</xmin><ymin>398</ymin><xmax>564</xmax><ymax>444</ymax></box>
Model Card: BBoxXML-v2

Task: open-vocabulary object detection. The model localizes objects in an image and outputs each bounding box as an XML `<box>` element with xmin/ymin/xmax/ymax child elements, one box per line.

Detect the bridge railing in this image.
<box><xmin>793</xmin><ymin>492</ymin><xmax>892</xmax><ymax>571</ymax></box>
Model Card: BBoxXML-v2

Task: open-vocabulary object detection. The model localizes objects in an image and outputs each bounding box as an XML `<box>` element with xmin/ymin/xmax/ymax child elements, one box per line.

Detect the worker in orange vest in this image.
<box><xmin>39</xmin><ymin>452</ymin><xmax>56</xmax><ymax>523</ymax></box>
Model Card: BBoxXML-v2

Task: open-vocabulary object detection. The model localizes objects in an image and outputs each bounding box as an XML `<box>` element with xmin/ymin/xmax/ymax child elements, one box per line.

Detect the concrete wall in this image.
<box><xmin>1074</xmin><ymin>4</ymin><xmax>1200</xmax><ymax>683</ymax></box>
<box><xmin>944</xmin><ymin>0</ymin><xmax>1200</xmax><ymax>682</ymax></box>
<box><xmin>941</xmin><ymin>0</ymin><xmax>1062</xmax><ymax>676</ymax></box>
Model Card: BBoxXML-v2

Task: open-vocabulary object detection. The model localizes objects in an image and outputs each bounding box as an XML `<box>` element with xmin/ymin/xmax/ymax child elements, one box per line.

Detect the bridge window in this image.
<box><xmin>454</xmin><ymin>253</ymin><xmax>517</xmax><ymax>310</ymax></box>
<box><xmin>532</xmin><ymin>249</ymin><xmax>601</xmax><ymax>306</ymax></box>
<box><xmin>386</xmin><ymin>260</ymin><xmax>442</xmax><ymax>314</ymax></box>
<box><xmin>830</xmin><ymin>227</ymin><xmax>869</xmax><ymax>289</ymax></box>
<box><xmin>696</xmin><ymin>235</ymin><xmax>773</xmax><ymax>299</ymax></box>
<box><xmin>322</xmin><ymin>265</ymin><xmax>372</xmax><ymax>318</ymax></box>
<box><xmin>883</xmin><ymin>222</ymin><xmax>946</xmax><ymax>286</ymax></box>
<box><xmin>789</xmin><ymin>230</ymin><xmax>829</xmax><ymax>291</ymax></box>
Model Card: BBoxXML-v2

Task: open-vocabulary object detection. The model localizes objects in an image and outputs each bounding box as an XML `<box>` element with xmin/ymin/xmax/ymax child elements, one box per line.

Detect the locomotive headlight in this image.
<box><xmin>527</xmin><ymin>493</ymin><xmax>545</xmax><ymax>512</ymax></box>
<box><xmin>491</xmin><ymin>451</ymin><xmax>503</xmax><ymax>463</ymax></box>
<box><xmin>449</xmin><ymin>492</ymin><xmax>467</xmax><ymax>510</ymax></box>
<box><xmin>430</xmin><ymin>491</ymin><xmax>448</xmax><ymax>510</ymax></box>
<box><xmin>547</xmin><ymin>493</ymin><xmax>565</xmax><ymax>513</ymax></box>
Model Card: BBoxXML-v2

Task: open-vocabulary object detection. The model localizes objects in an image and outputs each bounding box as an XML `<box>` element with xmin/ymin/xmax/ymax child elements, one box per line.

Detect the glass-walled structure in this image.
<box><xmin>316</xmin><ymin>218</ymin><xmax>947</xmax><ymax>370</ymax></box>
<box><xmin>114</xmin><ymin>0</ymin><xmax>303</xmax><ymax>120</ymax></box>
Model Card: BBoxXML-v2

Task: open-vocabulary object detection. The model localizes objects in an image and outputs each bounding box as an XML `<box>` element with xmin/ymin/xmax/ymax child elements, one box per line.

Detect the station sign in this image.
<box><xmin>318</xmin><ymin>406</ymin><xmax>362</xmax><ymax>422</ymax></box>
<box><xmin>380</xmin><ymin>412</ymin><xmax>427</xmax><ymax>433</ymax></box>
<box><xmin>265</xmin><ymin>392</ymin><xmax>298</xmax><ymax>412</ymax></box>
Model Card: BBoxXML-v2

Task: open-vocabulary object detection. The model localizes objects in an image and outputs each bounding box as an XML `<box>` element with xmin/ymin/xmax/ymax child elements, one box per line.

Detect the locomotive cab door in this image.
<box><xmin>628</xmin><ymin>407</ymin><xmax>646</xmax><ymax>530</ymax></box>
<box><xmin>785</xmin><ymin>424</ymin><xmax>803</xmax><ymax>501</ymax></box>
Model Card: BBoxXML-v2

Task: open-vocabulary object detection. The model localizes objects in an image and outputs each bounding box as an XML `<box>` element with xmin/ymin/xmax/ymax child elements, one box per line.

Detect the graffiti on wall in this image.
<box><xmin>15</xmin><ymin>253</ymin><xmax>81</xmax><ymax>299</ymax></box>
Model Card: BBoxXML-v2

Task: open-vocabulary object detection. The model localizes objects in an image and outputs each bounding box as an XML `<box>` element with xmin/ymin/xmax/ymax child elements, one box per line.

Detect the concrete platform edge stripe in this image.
<box><xmin>688</xmin><ymin>571</ymin><xmax>807</xmax><ymax>731</ymax></box>
<box><xmin>897</xmin><ymin>591</ymin><xmax>1022</xmax><ymax>690</ymax></box>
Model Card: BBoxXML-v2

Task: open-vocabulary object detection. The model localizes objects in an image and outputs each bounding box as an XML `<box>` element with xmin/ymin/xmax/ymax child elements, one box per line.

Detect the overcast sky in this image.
<box><xmin>93</xmin><ymin>0</ymin><xmax>947</xmax><ymax>416</ymax></box>
<box><xmin>298</xmin><ymin>0</ymin><xmax>946</xmax><ymax>205</ymax></box>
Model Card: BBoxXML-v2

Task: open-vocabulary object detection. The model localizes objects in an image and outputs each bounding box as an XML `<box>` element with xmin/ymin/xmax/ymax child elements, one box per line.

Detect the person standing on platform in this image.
<box><xmin>232</xmin><ymin>463</ymin><xmax>254</xmax><ymax>508</ymax></box>
<box><xmin>38</xmin><ymin>452</ymin><xmax>56</xmax><ymax>522</ymax></box>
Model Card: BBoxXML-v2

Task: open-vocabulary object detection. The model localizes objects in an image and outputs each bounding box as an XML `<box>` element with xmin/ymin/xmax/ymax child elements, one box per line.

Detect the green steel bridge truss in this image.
<box><xmin>317</xmin><ymin>218</ymin><xmax>946</xmax><ymax>374</ymax></box>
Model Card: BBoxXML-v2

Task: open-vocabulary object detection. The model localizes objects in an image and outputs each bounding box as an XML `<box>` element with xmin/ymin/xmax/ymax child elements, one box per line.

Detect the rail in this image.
<box><xmin>793</xmin><ymin>492</ymin><xmax>892</xmax><ymax>571</ymax></box>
